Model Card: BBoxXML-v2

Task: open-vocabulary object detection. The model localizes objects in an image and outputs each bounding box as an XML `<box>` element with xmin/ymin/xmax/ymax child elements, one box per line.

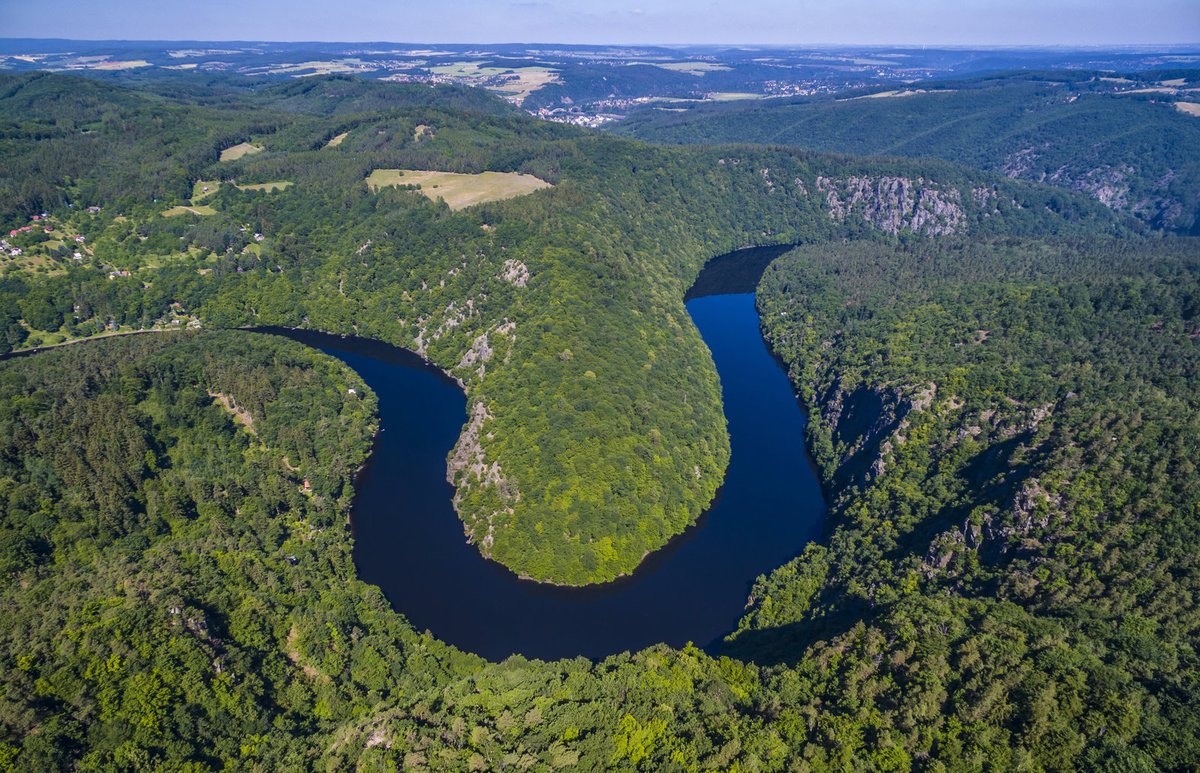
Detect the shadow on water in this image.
<box><xmin>685</xmin><ymin>243</ymin><xmax>796</xmax><ymax>301</ymax></box>
<box><xmin>251</xmin><ymin>244</ymin><xmax>824</xmax><ymax>662</ymax></box>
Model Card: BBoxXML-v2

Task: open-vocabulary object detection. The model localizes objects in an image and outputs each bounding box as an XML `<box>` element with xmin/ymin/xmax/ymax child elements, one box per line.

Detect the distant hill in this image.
<box><xmin>249</xmin><ymin>75</ymin><xmax>520</xmax><ymax>117</ymax></box>
<box><xmin>0</xmin><ymin>72</ymin><xmax>518</xmax><ymax>219</ymax></box>
<box><xmin>616</xmin><ymin>71</ymin><xmax>1200</xmax><ymax>232</ymax></box>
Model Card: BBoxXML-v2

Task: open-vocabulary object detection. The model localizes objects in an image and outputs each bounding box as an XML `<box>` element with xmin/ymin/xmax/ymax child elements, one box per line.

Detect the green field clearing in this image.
<box><xmin>88</xmin><ymin>59</ymin><xmax>152</xmax><ymax>71</ymax></box>
<box><xmin>845</xmin><ymin>89</ymin><xmax>933</xmax><ymax>100</ymax></box>
<box><xmin>191</xmin><ymin>180</ymin><xmax>222</xmax><ymax>200</ymax></box>
<box><xmin>427</xmin><ymin>61</ymin><xmax>558</xmax><ymax>103</ymax></box>
<box><xmin>705</xmin><ymin>92</ymin><xmax>763</xmax><ymax>101</ymax></box>
<box><xmin>488</xmin><ymin>67</ymin><xmax>560</xmax><ymax>102</ymax></box>
<box><xmin>258</xmin><ymin>59</ymin><xmax>368</xmax><ymax>76</ymax></box>
<box><xmin>235</xmin><ymin>181</ymin><xmax>293</xmax><ymax>192</ymax></box>
<box><xmin>653</xmin><ymin>61</ymin><xmax>732</xmax><ymax>75</ymax></box>
<box><xmin>162</xmin><ymin>205</ymin><xmax>217</xmax><ymax>217</ymax></box>
<box><xmin>219</xmin><ymin>142</ymin><xmax>263</xmax><ymax>162</ymax></box>
<box><xmin>365</xmin><ymin>169</ymin><xmax>553</xmax><ymax>209</ymax></box>
<box><xmin>428</xmin><ymin>61</ymin><xmax>510</xmax><ymax>78</ymax></box>
<box><xmin>1</xmin><ymin>251</ymin><xmax>62</xmax><ymax>276</ymax></box>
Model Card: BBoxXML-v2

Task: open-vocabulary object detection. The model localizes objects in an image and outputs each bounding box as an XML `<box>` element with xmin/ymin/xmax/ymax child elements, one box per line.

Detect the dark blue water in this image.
<box><xmin>265</xmin><ymin>246</ymin><xmax>825</xmax><ymax>661</ymax></box>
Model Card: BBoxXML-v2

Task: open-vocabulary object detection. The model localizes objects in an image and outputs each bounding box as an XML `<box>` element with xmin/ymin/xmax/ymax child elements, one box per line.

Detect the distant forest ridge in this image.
<box><xmin>617</xmin><ymin>69</ymin><xmax>1200</xmax><ymax>232</ymax></box>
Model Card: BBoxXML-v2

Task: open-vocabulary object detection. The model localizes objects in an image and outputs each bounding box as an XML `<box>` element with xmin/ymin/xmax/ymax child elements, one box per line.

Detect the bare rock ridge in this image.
<box><xmin>446</xmin><ymin>401</ymin><xmax>519</xmax><ymax>555</ymax></box>
<box><xmin>816</xmin><ymin>175</ymin><xmax>966</xmax><ymax>235</ymax></box>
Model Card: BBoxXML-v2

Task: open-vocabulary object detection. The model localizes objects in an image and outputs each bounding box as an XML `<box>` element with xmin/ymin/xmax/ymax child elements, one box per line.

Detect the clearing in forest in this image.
<box><xmin>1175</xmin><ymin>102</ymin><xmax>1200</xmax><ymax>117</ymax></box>
<box><xmin>365</xmin><ymin>169</ymin><xmax>552</xmax><ymax>210</ymax></box>
<box><xmin>192</xmin><ymin>180</ymin><xmax>222</xmax><ymax>200</ymax></box>
<box><xmin>220</xmin><ymin>142</ymin><xmax>264</xmax><ymax>162</ymax></box>
<box><xmin>652</xmin><ymin>61</ymin><xmax>733</xmax><ymax>76</ymax></box>
<box><xmin>90</xmin><ymin>59</ymin><xmax>152</xmax><ymax>71</ymax></box>
<box><xmin>424</xmin><ymin>61</ymin><xmax>559</xmax><ymax>103</ymax></box>
<box><xmin>236</xmin><ymin>181</ymin><xmax>293</xmax><ymax>192</ymax></box>
<box><xmin>841</xmin><ymin>89</ymin><xmax>935</xmax><ymax>101</ymax></box>
<box><xmin>163</xmin><ymin>205</ymin><xmax>217</xmax><ymax>217</ymax></box>
<box><xmin>324</xmin><ymin>132</ymin><xmax>349</xmax><ymax>148</ymax></box>
<box><xmin>704</xmin><ymin>92</ymin><xmax>762</xmax><ymax>101</ymax></box>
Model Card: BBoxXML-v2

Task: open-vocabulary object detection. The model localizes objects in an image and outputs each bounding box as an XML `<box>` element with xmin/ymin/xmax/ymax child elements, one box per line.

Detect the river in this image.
<box><xmin>264</xmin><ymin>245</ymin><xmax>826</xmax><ymax>661</ymax></box>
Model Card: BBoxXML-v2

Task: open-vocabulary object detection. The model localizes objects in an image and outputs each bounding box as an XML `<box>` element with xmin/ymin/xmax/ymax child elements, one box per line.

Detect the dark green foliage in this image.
<box><xmin>0</xmin><ymin>331</ymin><xmax>385</xmax><ymax>769</ymax></box>
<box><xmin>253</xmin><ymin>74</ymin><xmax>521</xmax><ymax>117</ymax></box>
<box><xmin>738</xmin><ymin>236</ymin><xmax>1200</xmax><ymax>768</ymax></box>
<box><xmin>0</xmin><ymin>72</ymin><xmax>1122</xmax><ymax>585</ymax></box>
<box><xmin>617</xmin><ymin>71</ymin><xmax>1200</xmax><ymax>232</ymax></box>
<box><xmin>0</xmin><ymin>68</ymin><xmax>1197</xmax><ymax>770</ymax></box>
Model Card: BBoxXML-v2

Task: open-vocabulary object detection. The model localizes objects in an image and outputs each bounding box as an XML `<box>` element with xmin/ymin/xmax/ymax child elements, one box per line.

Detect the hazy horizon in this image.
<box><xmin>3</xmin><ymin>38</ymin><xmax>1200</xmax><ymax>50</ymax></box>
<box><xmin>2</xmin><ymin>0</ymin><xmax>1198</xmax><ymax>47</ymax></box>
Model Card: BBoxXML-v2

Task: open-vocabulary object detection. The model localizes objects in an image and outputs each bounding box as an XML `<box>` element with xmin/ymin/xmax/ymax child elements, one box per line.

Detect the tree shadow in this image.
<box><xmin>716</xmin><ymin>598</ymin><xmax>870</xmax><ymax>666</ymax></box>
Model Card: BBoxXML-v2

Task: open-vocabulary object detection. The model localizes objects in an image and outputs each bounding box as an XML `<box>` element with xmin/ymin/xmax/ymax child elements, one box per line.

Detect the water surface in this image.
<box><xmin>268</xmin><ymin>245</ymin><xmax>825</xmax><ymax>661</ymax></box>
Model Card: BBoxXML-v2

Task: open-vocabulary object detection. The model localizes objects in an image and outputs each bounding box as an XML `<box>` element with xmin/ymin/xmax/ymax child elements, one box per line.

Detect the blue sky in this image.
<box><xmin>2</xmin><ymin>0</ymin><xmax>1197</xmax><ymax>45</ymax></box>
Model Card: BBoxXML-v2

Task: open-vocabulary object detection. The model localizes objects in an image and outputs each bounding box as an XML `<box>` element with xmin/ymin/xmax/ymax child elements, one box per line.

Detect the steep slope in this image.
<box><xmin>2</xmin><ymin>237</ymin><xmax>1196</xmax><ymax>770</ymax></box>
<box><xmin>617</xmin><ymin>71</ymin><xmax>1200</xmax><ymax>232</ymax></box>
<box><xmin>0</xmin><ymin>71</ymin><xmax>1197</xmax><ymax>771</ymax></box>
<box><xmin>736</xmin><ymin>236</ymin><xmax>1200</xmax><ymax>767</ymax></box>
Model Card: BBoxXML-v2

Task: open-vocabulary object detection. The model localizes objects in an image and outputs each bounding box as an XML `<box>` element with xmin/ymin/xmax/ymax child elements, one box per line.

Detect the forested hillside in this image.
<box><xmin>616</xmin><ymin>71</ymin><xmax>1200</xmax><ymax>232</ymax></box>
<box><xmin>2</xmin><ymin>236</ymin><xmax>1196</xmax><ymax>770</ymax></box>
<box><xmin>0</xmin><ymin>72</ymin><xmax>1124</xmax><ymax>586</ymax></box>
<box><xmin>0</xmin><ymin>332</ymin><xmax>383</xmax><ymax>768</ymax></box>
<box><xmin>743</xmin><ymin>237</ymin><xmax>1200</xmax><ymax>769</ymax></box>
<box><xmin>0</xmin><ymin>66</ymin><xmax>1196</xmax><ymax>770</ymax></box>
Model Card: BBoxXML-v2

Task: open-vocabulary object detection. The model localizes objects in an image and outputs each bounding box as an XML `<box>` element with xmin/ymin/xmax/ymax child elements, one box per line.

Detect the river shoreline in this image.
<box><xmin>2</xmin><ymin>246</ymin><xmax>828</xmax><ymax>662</ymax></box>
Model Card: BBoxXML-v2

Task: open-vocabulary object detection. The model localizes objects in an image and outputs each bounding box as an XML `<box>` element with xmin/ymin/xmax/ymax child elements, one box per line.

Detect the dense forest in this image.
<box><xmin>1</xmin><ymin>69</ymin><xmax>1198</xmax><ymax>770</ymax></box>
<box><xmin>2</xmin><ymin>238</ymin><xmax>1196</xmax><ymax>770</ymax></box>
<box><xmin>615</xmin><ymin>71</ymin><xmax>1200</xmax><ymax>232</ymax></box>
<box><xmin>0</xmin><ymin>71</ymin><xmax>1122</xmax><ymax>585</ymax></box>
<box><xmin>747</xmin><ymin>237</ymin><xmax>1200</xmax><ymax>769</ymax></box>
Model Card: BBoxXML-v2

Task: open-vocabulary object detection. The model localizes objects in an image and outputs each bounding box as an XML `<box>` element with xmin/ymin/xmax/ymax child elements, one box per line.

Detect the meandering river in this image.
<box><xmin>262</xmin><ymin>245</ymin><xmax>825</xmax><ymax>661</ymax></box>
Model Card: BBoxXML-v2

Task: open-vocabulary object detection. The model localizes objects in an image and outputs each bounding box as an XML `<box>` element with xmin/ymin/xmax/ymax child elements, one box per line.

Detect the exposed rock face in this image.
<box><xmin>455</xmin><ymin>321</ymin><xmax>517</xmax><ymax>380</ymax></box>
<box><xmin>1002</xmin><ymin>145</ymin><xmax>1048</xmax><ymax>178</ymax></box>
<box><xmin>1006</xmin><ymin>144</ymin><xmax>1189</xmax><ymax>229</ymax></box>
<box><xmin>401</xmin><ymin>256</ymin><xmax>523</xmax><ymax>556</ymax></box>
<box><xmin>446</xmin><ymin>401</ymin><xmax>519</xmax><ymax>552</ymax></box>
<box><xmin>499</xmin><ymin>258</ymin><xmax>530</xmax><ymax>287</ymax></box>
<box><xmin>458</xmin><ymin>333</ymin><xmax>494</xmax><ymax>378</ymax></box>
<box><xmin>208</xmin><ymin>390</ymin><xmax>256</xmax><ymax>436</ymax></box>
<box><xmin>919</xmin><ymin>471</ymin><xmax>1061</xmax><ymax>581</ymax></box>
<box><xmin>819</xmin><ymin>380</ymin><xmax>912</xmax><ymax>487</ymax></box>
<box><xmin>1056</xmin><ymin>164</ymin><xmax>1132</xmax><ymax>209</ymax></box>
<box><xmin>816</xmin><ymin>175</ymin><xmax>966</xmax><ymax>235</ymax></box>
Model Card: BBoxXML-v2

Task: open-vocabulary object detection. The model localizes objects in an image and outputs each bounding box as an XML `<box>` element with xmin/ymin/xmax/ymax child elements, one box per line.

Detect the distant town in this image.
<box><xmin>3</xmin><ymin>39</ymin><xmax>1196</xmax><ymax>126</ymax></box>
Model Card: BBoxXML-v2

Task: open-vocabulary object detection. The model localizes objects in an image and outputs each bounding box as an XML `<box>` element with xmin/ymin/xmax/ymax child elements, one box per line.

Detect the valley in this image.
<box><xmin>0</xmin><ymin>38</ymin><xmax>1196</xmax><ymax>771</ymax></box>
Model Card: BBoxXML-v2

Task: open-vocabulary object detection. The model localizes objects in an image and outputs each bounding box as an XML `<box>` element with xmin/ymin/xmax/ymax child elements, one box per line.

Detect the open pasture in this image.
<box><xmin>236</xmin><ymin>181</ymin><xmax>293</xmax><ymax>192</ymax></box>
<box><xmin>191</xmin><ymin>180</ymin><xmax>222</xmax><ymax>200</ymax></box>
<box><xmin>162</xmin><ymin>205</ymin><xmax>217</xmax><ymax>217</ymax></box>
<box><xmin>365</xmin><ymin>169</ymin><xmax>552</xmax><ymax>209</ymax></box>
<box><xmin>219</xmin><ymin>142</ymin><xmax>263</xmax><ymax>162</ymax></box>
